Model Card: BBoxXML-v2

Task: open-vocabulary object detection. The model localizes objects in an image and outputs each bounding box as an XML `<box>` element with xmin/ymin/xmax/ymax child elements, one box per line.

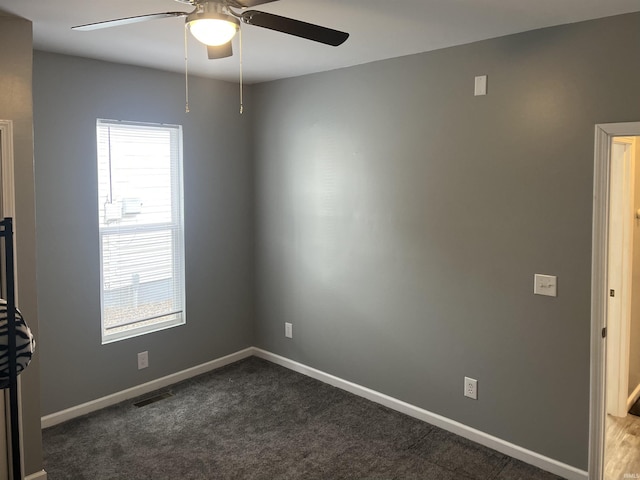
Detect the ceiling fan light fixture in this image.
<box><xmin>187</xmin><ymin>12</ymin><xmax>239</xmax><ymax>47</ymax></box>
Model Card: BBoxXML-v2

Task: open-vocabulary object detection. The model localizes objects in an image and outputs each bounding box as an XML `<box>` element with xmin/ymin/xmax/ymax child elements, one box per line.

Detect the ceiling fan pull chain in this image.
<box><xmin>239</xmin><ymin>26</ymin><xmax>244</xmax><ymax>115</ymax></box>
<box><xmin>184</xmin><ymin>25</ymin><xmax>190</xmax><ymax>113</ymax></box>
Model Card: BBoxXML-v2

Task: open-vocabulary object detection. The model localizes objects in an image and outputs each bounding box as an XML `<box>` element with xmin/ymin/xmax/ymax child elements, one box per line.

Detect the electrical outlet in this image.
<box><xmin>138</xmin><ymin>351</ymin><xmax>149</xmax><ymax>370</ymax></box>
<box><xmin>464</xmin><ymin>376</ymin><xmax>478</xmax><ymax>400</ymax></box>
<box><xmin>285</xmin><ymin>322</ymin><xmax>293</xmax><ymax>339</ymax></box>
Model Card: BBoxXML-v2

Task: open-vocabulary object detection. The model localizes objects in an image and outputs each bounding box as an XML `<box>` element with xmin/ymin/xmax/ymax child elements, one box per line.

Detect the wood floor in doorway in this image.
<box><xmin>605</xmin><ymin>413</ymin><xmax>640</xmax><ymax>479</ymax></box>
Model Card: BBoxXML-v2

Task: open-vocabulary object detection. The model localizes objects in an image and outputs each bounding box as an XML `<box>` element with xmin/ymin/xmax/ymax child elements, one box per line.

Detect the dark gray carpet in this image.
<box><xmin>43</xmin><ymin>357</ymin><xmax>564</xmax><ymax>479</ymax></box>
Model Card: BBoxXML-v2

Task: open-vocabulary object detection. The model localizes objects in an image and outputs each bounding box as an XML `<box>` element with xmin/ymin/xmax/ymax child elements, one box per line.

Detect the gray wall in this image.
<box><xmin>33</xmin><ymin>51</ymin><xmax>255</xmax><ymax>415</ymax></box>
<box><xmin>0</xmin><ymin>12</ymin><xmax>43</xmax><ymax>476</ymax></box>
<box><xmin>31</xmin><ymin>11</ymin><xmax>640</xmax><ymax>473</ymax></box>
<box><xmin>630</xmin><ymin>138</ymin><xmax>640</xmax><ymax>396</ymax></box>
<box><xmin>253</xmin><ymin>13</ymin><xmax>640</xmax><ymax>470</ymax></box>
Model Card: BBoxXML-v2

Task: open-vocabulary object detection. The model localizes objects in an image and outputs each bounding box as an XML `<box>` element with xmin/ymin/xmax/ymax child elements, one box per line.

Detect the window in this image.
<box><xmin>96</xmin><ymin>119</ymin><xmax>185</xmax><ymax>343</ymax></box>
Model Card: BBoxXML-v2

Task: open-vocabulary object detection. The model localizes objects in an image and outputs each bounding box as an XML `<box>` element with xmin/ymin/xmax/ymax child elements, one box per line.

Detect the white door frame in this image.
<box><xmin>590</xmin><ymin>122</ymin><xmax>640</xmax><ymax>479</ymax></box>
<box><xmin>0</xmin><ymin>120</ymin><xmax>21</xmax><ymax>480</ymax></box>
<box><xmin>606</xmin><ymin>137</ymin><xmax>634</xmax><ymax>417</ymax></box>
<box><xmin>0</xmin><ymin>120</ymin><xmax>16</xmax><ymax>221</ymax></box>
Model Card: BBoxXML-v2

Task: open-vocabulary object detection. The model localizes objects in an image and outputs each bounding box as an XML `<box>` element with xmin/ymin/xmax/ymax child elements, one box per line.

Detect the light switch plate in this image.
<box><xmin>534</xmin><ymin>274</ymin><xmax>557</xmax><ymax>297</ymax></box>
<box><xmin>474</xmin><ymin>75</ymin><xmax>487</xmax><ymax>96</ymax></box>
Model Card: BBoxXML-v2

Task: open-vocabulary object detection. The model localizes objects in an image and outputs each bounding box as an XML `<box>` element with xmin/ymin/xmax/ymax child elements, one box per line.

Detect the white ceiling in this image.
<box><xmin>1</xmin><ymin>0</ymin><xmax>639</xmax><ymax>84</ymax></box>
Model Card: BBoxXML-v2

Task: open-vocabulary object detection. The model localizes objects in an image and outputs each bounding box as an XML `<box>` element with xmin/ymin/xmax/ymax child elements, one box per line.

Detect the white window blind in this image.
<box><xmin>97</xmin><ymin>119</ymin><xmax>185</xmax><ymax>343</ymax></box>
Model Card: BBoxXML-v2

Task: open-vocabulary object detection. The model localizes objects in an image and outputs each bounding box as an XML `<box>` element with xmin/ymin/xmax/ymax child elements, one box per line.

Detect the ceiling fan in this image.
<box><xmin>72</xmin><ymin>0</ymin><xmax>350</xmax><ymax>60</ymax></box>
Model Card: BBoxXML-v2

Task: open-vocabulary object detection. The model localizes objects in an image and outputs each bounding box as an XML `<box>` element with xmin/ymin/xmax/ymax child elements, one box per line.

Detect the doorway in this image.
<box><xmin>590</xmin><ymin>123</ymin><xmax>640</xmax><ymax>479</ymax></box>
<box><xmin>604</xmin><ymin>135</ymin><xmax>640</xmax><ymax>478</ymax></box>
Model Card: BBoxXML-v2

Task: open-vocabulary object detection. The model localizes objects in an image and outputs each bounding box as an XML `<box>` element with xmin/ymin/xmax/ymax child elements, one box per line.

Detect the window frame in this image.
<box><xmin>96</xmin><ymin>119</ymin><xmax>186</xmax><ymax>344</ymax></box>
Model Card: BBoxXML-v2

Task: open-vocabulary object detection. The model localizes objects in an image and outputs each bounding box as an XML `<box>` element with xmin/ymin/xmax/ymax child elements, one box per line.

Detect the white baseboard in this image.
<box><xmin>41</xmin><ymin>346</ymin><xmax>587</xmax><ymax>480</ymax></box>
<box><xmin>627</xmin><ymin>383</ymin><xmax>640</xmax><ymax>411</ymax></box>
<box><xmin>41</xmin><ymin>348</ymin><xmax>254</xmax><ymax>429</ymax></box>
<box><xmin>253</xmin><ymin>348</ymin><xmax>588</xmax><ymax>480</ymax></box>
<box><xmin>25</xmin><ymin>469</ymin><xmax>47</xmax><ymax>480</ymax></box>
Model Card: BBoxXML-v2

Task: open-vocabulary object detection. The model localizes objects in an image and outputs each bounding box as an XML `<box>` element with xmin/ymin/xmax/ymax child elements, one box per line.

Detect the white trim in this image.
<box><xmin>253</xmin><ymin>348</ymin><xmax>587</xmax><ymax>480</ymax></box>
<box><xmin>25</xmin><ymin>469</ymin><xmax>47</xmax><ymax>480</ymax></box>
<box><xmin>0</xmin><ymin>120</ymin><xmax>16</xmax><ymax>219</ymax></box>
<box><xmin>41</xmin><ymin>348</ymin><xmax>253</xmax><ymax>429</ymax></box>
<box><xmin>606</xmin><ymin>137</ymin><xmax>634</xmax><ymax>417</ymax></box>
<box><xmin>0</xmin><ymin>120</ymin><xmax>18</xmax><ymax>304</ymax></box>
<box><xmin>590</xmin><ymin>121</ymin><xmax>640</xmax><ymax>480</ymax></box>
<box><xmin>0</xmin><ymin>120</ymin><xmax>22</xmax><ymax>478</ymax></box>
<box><xmin>627</xmin><ymin>383</ymin><xmax>640</xmax><ymax>411</ymax></box>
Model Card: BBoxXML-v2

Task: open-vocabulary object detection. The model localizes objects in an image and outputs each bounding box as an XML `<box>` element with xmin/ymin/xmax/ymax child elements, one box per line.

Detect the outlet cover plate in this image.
<box><xmin>464</xmin><ymin>376</ymin><xmax>478</xmax><ymax>400</ymax></box>
<box><xmin>138</xmin><ymin>351</ymin><xmax>149</xmax><ymax>370</ymax></box>
<box><xmin>474</xmin><ymin>75</ymin><xmax>487</xmax><ymax>96</ymax></box>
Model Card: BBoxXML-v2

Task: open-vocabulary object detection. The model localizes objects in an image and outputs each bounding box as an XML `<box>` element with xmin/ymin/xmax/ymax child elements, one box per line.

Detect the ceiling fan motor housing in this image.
<box><xmin>186</xmin><ymin>1</ymin><xmax>240</xmax><ymax>46</ymax></box>
<box><xmin>186</xmin><ymin>1</ymin><xmax>239</xmax><ymax>26</ymax></box>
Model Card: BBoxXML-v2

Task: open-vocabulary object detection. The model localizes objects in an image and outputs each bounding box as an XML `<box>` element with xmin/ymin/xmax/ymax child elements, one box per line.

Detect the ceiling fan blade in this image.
<box><xmin>227</xmin><ymin>0</ymin><xmax>279</xmax><ymax>7</ymax></box>
<box><xmin>241</xmin><ymin>11</ymin><xmax>349</xmax><ymax>46</ymax></box>
<box><xmin>72</xmin><ymin>12</ymin><xmax>187</xmax><ymax>31</ymax></box>
<box><xmin>207</xmin><ymin>42</ymin><xmax>233</xmax><ymax>59</ymax></box>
